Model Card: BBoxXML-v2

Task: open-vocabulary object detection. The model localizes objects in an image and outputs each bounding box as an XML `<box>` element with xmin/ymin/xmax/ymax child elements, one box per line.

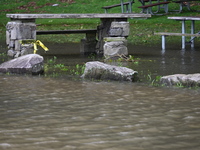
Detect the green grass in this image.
<box><xmin>0</xmin><ymin>0</ymin><xmax>200</xmax><ymax>45</ymax></box>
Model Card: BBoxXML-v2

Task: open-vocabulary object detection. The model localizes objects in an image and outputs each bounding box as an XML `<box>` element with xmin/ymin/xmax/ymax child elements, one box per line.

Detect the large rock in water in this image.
<box><xmin>81</xmin><ymin>61</ymin><xmax>138</xmax><ymax>81</ymax></box>
<box><xmin>161</xmin><ymin>73</ymin><xmax>200</xmax><ymax>87</ymax></box>
<box><xmin>0</xmin><ymin>54</ymin><xmax>44</xmax><ymax>75</ymax></box>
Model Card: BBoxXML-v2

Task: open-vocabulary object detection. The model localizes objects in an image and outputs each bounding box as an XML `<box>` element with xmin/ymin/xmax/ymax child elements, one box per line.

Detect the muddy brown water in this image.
<box><xmin>0</xmin><ymin>42</ymin><xmax>200</xmax><ymax>150</ymax></box>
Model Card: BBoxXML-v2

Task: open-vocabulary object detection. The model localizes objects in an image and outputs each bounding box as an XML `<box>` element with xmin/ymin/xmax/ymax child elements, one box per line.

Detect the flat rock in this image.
<box><xmin>160</xmin><ymin>73</ymin><xmax>200</xmax><ymax>87</ymax></box>
<box><xmin>0</xmin><ymin>54</ymin><xmax>44</xmax><ymax>75</ymax></box>
<box><xmin>81</xmin><ymin>61</ymin><xmax>138</xmax><ymax>81</ymax></box>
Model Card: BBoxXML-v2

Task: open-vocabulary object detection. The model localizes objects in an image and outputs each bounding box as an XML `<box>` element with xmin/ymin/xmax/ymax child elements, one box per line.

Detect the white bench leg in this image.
<box><xmin>182</xmin><ymin>20</ymin><xmax>186</xmax><ymax>49</ymax></box>
<box><xmin>161</xmin><ymin>35</ymin><xmax>166</xmax><ymax>50</ymax></box>
<box><xmin>191</xmin><ymin>20</ymin><xmax>195</xmax><ymax>49</ymax></box>
<box><xmin>128</xmin><ymin>1</ymin><xmax>133</xmax><ymax>13</ymax></box>
<box><xmin>121</xmin><ymin>0</ymin><xmax>124</xmax><ymax>13</ymax></box>
<box><xmin>179</xmin><ymin>3</ymin><xmax>183</xmax><ymax>13</ymax></box>
<box><xmin>147</xmin><ymin>7</ymin><xmax>155</xmax><ymax>15</ymax></box>
<box><xmin>126</xmin><ymin>5</ymin><xmax>129</xmax><ymax>13</ymax></box>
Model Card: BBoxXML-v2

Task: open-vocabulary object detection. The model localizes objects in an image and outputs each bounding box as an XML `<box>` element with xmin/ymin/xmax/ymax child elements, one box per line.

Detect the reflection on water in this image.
<box><xmin>0</xmin><ymin>42</ymin><xmax>200</xmax><ymax>149</ymax></box>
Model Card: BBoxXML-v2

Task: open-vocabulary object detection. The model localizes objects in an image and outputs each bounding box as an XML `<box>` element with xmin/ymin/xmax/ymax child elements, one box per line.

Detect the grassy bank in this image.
<box><xmin>0</xmin><ymin>0</ymin><xmax>200</xmax><ymax>46</ymax></box>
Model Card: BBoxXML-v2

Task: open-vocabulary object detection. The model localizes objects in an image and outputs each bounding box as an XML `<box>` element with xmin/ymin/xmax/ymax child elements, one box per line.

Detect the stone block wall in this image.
<box><xmin>6</xmin><ymin>21</ymin><xmax>36</xmax><ymax>58</ymax></box>
<box><xmin>103</xmin><ymin>21</ymin><xmax>130</xmax><ymax>59</ymax></box>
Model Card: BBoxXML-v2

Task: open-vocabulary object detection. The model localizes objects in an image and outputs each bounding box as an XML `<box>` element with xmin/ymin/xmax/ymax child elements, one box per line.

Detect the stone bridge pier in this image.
<box><xmin>6</xmin><ymin>20</ymin><xmax>36</xmax><ymax>58</ymax></box>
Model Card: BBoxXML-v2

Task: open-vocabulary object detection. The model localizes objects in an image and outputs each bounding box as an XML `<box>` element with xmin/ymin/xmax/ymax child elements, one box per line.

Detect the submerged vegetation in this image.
<box><xmin>43</xmin><ymin>54</ymin><xmax>165</xmax><ymax>87</ymax></box>
<box><xmin>44</xmin><ymin>56</ymin><xmax>85</xmax><ymax>77</ymax></box>
<box><xmin>0</xmin><ymin>52</ymin><xmax>7</xmax><ymax>63</ymax></box>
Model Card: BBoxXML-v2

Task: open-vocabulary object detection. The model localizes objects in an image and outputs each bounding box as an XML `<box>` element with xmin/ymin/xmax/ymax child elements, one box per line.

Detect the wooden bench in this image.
<box><xmin>36</xmin><ymin>29</ymin><xmax>97</xmax><ymax>35</ymax></box>
<box><xmin>36</xmin><ymin>29</ymin><xmax>97</xmax><ymax>38</ymax></box>
<box><xmin>102</xmin><ymin>1</ymin><xmax>134</xmax><ymax>13</ymax></box>
<box><xmin>138</xmin><ymin>1</ymin><xmax>170</xmax><ymax>15</ymax></box>
<box><xmin>36</xmin><ymin>29</ymin><xmax>98</xmax><ymax>53</ymax></box>
<box><xmin>139</xmin><ymin>0</ymin><xmax>159</xmax><ymax>5</ymax></box>
<box><xmin>154</xmin><ymin>32</ymin><xmax>200</xmax><ymax>50</ymax></box>
<box><xmin>36</xmin><ymin>29</ymin><xmax>98</xmax><ymax>54</ymax></box>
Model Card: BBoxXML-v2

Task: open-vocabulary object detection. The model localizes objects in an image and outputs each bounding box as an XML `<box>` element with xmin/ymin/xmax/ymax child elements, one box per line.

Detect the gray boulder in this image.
<box><xmin>160</xmin><ymin>73</ymin><xmax>200</xmax><ymax>87</ymax></box>
<box><xmin>81</xmin><ymin>61</ymin><xmax>138</xmax><ymax>81</ymax></box>
<box><xmin>0</xmin><ymin>54</ymin><xmax>44</xmax><ymax>75</ymax></box>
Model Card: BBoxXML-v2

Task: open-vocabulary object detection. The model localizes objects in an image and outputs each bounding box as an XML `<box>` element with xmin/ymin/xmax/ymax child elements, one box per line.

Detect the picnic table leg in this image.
<box><xmin>161</xmin><ymin>35</ymin><xmax>166</xmax><ymax>50</ymax></box>
<box><xmin>139</xmin><ymin>0</ymin><xmax>151</xmax><ymax>14</ymax></box>
<box><xmin>155</xmin><ymin>0</ymin><xmax>169</xmax><ymax>14</ymax></box>
<box><xmin>148</xmin><ymin>0</ymin><xmax>153</xmax><ymax>15</ymax></box>
<box><xmin>181</xmin><ymin>20</ymin><xmax>186</xmax><ymax>49</ymax></box>
<box><xmin>179</xmin><ymin>2</ymin><xmax>183</xmax><ymax>13</ymax></box>
<box><xmin>163</xmin><ymin>3</ymin><xmax>169</xmax><ymax>13</ymax></box>
<box><xmin>128</xmin><ymin>0</ymin><xmax>133</xmax><ymax>13</ymax></box>
<box><xmin>120</xmin><ymin>0</ymin><xmax>124</xmax><ymax>13</ymax></box>
<box><xmin>191</xmin><ymin>20</ymin><xmax>195</xmax><ymax>49</ymax></box>
<box><xmin>139</xmin><ymin>0</ymin><xmax>146</xmax><ymax>13</ymax></box>
<box><xmin>184</xmin><ymin>2</ymin><xmax>191</xmax><ymax>11</ymax></box>
<box><xmin>155</xmin><ymin>0</ymin><xmax>160</xmax><ymax>13</ymax></box>
<box><xmin>187</xmin><ymin>2</ymin><xmax>191</xmax><ymax>11</ymax></box>
<box><xmin>179</xmin><ymin>2</ymin><xmax>191</xmax><ymax>13</ymax></box>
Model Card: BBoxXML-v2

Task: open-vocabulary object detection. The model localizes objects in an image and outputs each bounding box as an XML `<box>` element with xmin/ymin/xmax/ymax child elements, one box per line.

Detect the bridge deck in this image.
<box><xmin>6</xmin><ymin>13</ymin><xmax>151</xmax><ymax>19</ymax></box>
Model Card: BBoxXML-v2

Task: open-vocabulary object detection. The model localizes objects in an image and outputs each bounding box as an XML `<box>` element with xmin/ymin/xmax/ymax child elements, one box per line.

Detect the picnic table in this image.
<box><xmin>120</xmin><ymin>0</ymin><xmax>134</xmax><ymax>13</ymax></box>
<box><xmin>154</xmin><ymin>16</ymin><xmax>200</xmax><ymax>50</ymax></box>
<box><xmin>173</xmin><ymin>0</ymin><xmax>199</xmax><ymax>13</ymax></box>
<box><xmin>168</xmin><ymin>16</ymin><xmax>200</xmax><ymax>49</ymax></box>
<box><xmin>138</xmin><ymin>0</ymin><xmax>170</xmax><ymax>15</ymax></box>
<box><xmin>138</xmin><ymin>0</ymin><xmax>199</xmax><ymax>15</ymax></box>
<box><xmin>102</xmin><ymin>0</ymin><xmax>198</xmax><ymax>14</ymax></box>
<box><xmin>102</xmin><ymin>0</ymin><xmax>134</xmax><ymax>13</ymax></box>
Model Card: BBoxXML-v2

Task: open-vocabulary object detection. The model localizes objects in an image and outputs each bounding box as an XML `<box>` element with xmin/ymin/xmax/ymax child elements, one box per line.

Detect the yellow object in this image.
<box><xmin>35</xmin><ymin>40</ymin><xmax>49</xmax><ymax>54</ymax></box>
<box><xmin>20</xmin><ymin>40</ymin><xmax>49</xmax><ymax>54</ymax></box>
<box><xmin>33</xmin><ymin>42</ymin><xmax>38</xmax><ymax>54</ymax></box>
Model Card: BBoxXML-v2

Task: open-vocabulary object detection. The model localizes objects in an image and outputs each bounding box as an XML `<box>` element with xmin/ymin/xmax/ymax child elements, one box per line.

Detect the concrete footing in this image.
<box><xmin>6</xmin><ymin>21</ymin><xmax>36</xmax><ymax>58</ymax></box>
<box><xmin>103</xmin><ymin>21</ymin><xmax>130</xmax><ymax>59</ymax></box>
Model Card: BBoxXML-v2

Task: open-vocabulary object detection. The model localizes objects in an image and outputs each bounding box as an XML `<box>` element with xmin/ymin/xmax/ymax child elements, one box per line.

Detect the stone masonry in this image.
<box><xmin>6</xmin><ymin>20</ymin><xmax>36</xmax><ymax>58</ymax></box>
<box><xmin>103</xmin><ymin>21</ymin><xmax>130</xmax><ymax>59</ymax></box>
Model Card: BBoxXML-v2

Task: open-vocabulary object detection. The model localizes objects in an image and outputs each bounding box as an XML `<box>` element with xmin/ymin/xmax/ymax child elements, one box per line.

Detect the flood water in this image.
<box><xmin>0</xmin><ymin>42</ymin><xmax>200</xmax><ymax>150</ymax></box>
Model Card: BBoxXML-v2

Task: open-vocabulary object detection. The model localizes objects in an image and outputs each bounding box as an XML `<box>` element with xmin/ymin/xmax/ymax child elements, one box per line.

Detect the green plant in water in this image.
<box><xmin>147</xmin><ymin>73</ymin><xmax>163</xmax><ymax>87</ymax></box>
<box><xmin>54</xmin><ymin>63</ymin><xmax>64</xmax><ymax>68</ymax></box>
<box><xmin>54</xmin><ymin>64</ymin><xmax>68</xmax><ymax>71</ymax></box>
<box><xmin>0</xmin><ymin>52</ymin><xmax>6</xmax><ymax>56</ymax></box>
<box><xmin>0</xmin><ymin>52</ymin><xmax>7</xmax><ymax>62</ymax></box>
<box><xmin>45</xmin><ymin>72</ymin><xmax>60</xmax><ymax>77</ymax></box>
<box><xmin>47</xmin><ymin>56</ymin><xmax>57</xmax><ymax>64</ymax></box>
<box><xmin>44</xmin><ymin>56</ymin><xmax>69</xmax><ymax>75</ymax></box>
<box><xmin>70</xmin><ymin>64</ymin><xmax>85</xmax><ymax>75</ymax></box>
<box><xmin>147</xmin><ymin>73</ymin><xmax>152</xmax><ymax>81</ymax></box>
<box><xmin>128</xmin><ymin>55</ymin><xmax>135</xmax><ymax>61</ymax></box>
<box><xmin>116</xmin><ymin>55</ymin><xmax>140</xmax><ymax>64</ymax></box>
<box><xmin>6</xmin><ymin>72</ymin><xmax>10</xmax><ymax>75</ymax></box>
<box><xmin>151</xmin><ymin>75</ymin><xmax>162</xmax><ymax>86</ymax></box>
<box><xmin>176</xmin><ymin>82</ymin><xmax>184</xmax><ymax>88</ymax></box>
<box><xmin>88</xmin><ymin>53</ymin><xmax>96</xmax><ymax>60</ymax></box>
